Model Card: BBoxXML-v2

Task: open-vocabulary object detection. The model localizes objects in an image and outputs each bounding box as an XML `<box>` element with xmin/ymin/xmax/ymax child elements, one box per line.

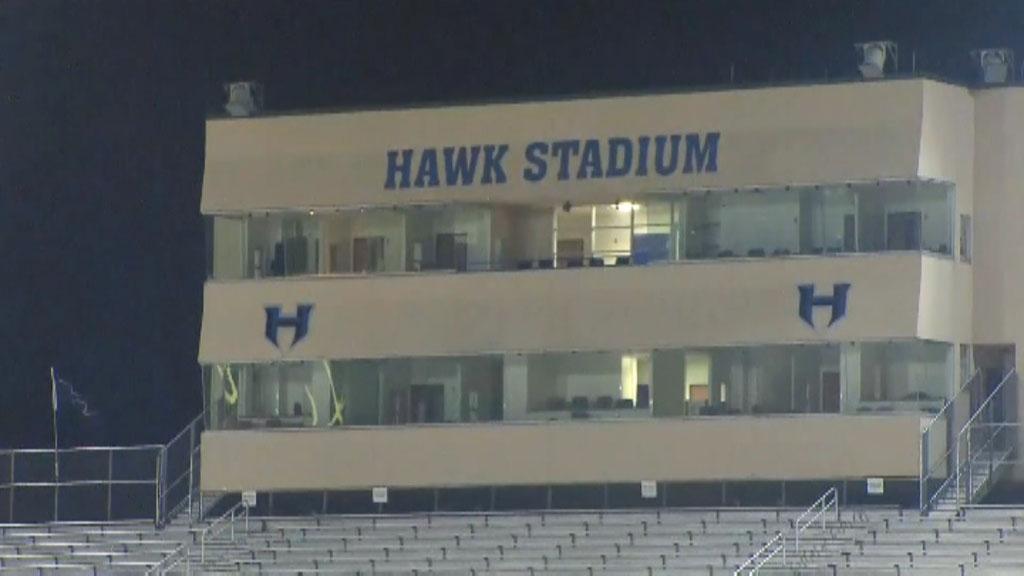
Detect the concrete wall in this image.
<box><xmin>202</xmin><ymin>80</ymin><xmax>928</xmax><ymax>213</ymax></box>
<box><xmin>199</xmin><ymin>253</ymin><xmax>961</xmax><ymax>364</ymax></box>
<box><xmin>200</xmin><ymin>415</ymin><xmax>927</xmax><ymax>492</ymax></box>
<box><xmin>972</xmin><ymin>88</ymin><xmax>1024</xmax><ymax>478</ymax></box>
<box><xmin>973</xmin><ymin>88</ymin><xmax>1024</xmax><ymax>346</ymax></box>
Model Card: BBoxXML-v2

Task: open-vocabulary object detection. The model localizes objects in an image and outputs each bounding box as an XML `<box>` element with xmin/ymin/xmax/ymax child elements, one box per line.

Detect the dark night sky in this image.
<box><xmin>2</xmin><ymin>0</ymin><xmax>1023</xmax><ymax>448</ymax></box>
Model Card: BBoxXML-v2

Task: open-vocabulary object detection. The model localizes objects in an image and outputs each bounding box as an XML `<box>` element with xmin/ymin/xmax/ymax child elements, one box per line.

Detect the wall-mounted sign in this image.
<box><xmin>241</xmin><ymin>490</ymin><xmax>257</xmax><ymax>508</ymax></box>
<box><xmin>641</xmin><ymin>480</ymin><xmax>658</xmax><ymax>499</ymax></box>
<box><xmin>264</xmin><ymin>304</ymin><xmax>314</xmax><ymax>350</ymax></box>
<box><xmin>866</xmin><ymin>477</ymin><xmax>885</xmax><ymax>495</ymax></box>
<box><xmin>798</xmin><ymin>283</ymin><xmax>851</xmax><ymax>329</ymax></box>
<box><xmin>384</xmin><ymin>132</ymin><xmax>720</xmax><ymax>190</ymax></box>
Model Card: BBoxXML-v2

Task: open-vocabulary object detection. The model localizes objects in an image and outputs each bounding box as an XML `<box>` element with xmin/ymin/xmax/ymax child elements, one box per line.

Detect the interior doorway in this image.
<box><xmin>436</xmin><ymin>233</ymin><xmax>468</xmax><ymax>271</ymax></box>
<box><xmin>887</xmin><ymin>211</ymin><xmax>922</xmax><ymax>251</ymax></box>
<box><xmin>353</xmin><ymin>236</ymin><xmax>386</xmax><ymax>273</ymax></box>
<box><xmin>820</xmin><ymin>370</ymin><xmax>841</xmax><ymax>413</ymax></box>
<box><xmin>410</xmin><ymin>384</ymin><xmax>445</xmax><ymax>424</ymax></box>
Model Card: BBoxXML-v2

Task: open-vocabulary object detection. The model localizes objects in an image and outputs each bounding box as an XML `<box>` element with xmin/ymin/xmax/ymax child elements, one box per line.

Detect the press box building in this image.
<box><xmin>197</xmin><ymin>76</ymin><xmax>1024</xmax><ymax>510</ymax></box>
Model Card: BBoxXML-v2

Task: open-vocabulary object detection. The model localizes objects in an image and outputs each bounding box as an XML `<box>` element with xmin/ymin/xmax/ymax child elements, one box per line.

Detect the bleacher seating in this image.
<box><xmin>0</xmin><ymin>520</ymin><xmax>194</xmax><ymax>574</ymax></box>
<box><xmin>4</xmin><ymin>505</ymin><xmax>1024</xmax><ymax>574</ymax></box>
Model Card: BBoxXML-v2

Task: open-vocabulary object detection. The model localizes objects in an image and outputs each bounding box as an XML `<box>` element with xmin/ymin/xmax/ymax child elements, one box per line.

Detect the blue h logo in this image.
<box><xmin>265</xmin><ymin>304</ymin><xmax>314</xmax><ymax>349</ymax></box>
<box><xmin>798</xmin><ymin>283</ymin><xmax>850</xmax><ymax>328</ymax></box>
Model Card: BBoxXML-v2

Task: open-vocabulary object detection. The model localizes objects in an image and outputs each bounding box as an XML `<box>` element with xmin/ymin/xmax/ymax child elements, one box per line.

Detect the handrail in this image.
<box><xmin>920</xmin><ymin>369</ymin><xmax>983</xmax><ymax>514</ymax></box>
<box><xmin>794</xmin><ymin>487</ymin><xmax>838</xmax><ymax>554</ymax></box>
<box><xmin>953</xmin><ymin>369</ymin><xmax>1017</xmax><ymax>510</ymax></box>
<box><xmin>733</xmin><ymin>487</ymin><xmax>838</xmax><ymax>575</ymax></box>
<box><xmin>929</xmin><ymin>420</ymin><xmax>1015</xmax><ymax>508</ymax></box>
<box><xmin>146</xmin><ymin>540</ymin><xmax>191</xmax><ymax>576</ymax></box>
<box><xmin>958</xmin><ymin>369</ymin><xmax>1016</xmax><ymax>438</ymax></box>
<box><xmin>200</xmin><ymin>500</ymin><xmax>248</xmax><ymax>563</ymax></box>
<box><xmin>0</xmin><ymin>445</ymin><xmax>165</xmax><ymax>455</ymax></box>
<box><xmin>0</xmin><ymin>413</ymin><xmax>204</xmax><ymax>527</ymax></box>
<box><xmin>921</xmin><ymin>370</ymin><xmax>981</xmax><ymax>477</ymax></box>
<box><xmin>165</xmin><ymin>415</ymin><xmax>203</xmax><ymax>448</ymax></box>
<box><xmin>734</xmin><ymin>531</ymin><xmax>785</xmax><ymax>575</ymax></box>
<box><xmin>157</xmin><ymin>414</ymin><xmax>204</xmax><ymax>527</ymax></box>
<box><xmin>923</xmin><ymin>369</ymin><xmax>981</xmax><ymax>432</ymax></box>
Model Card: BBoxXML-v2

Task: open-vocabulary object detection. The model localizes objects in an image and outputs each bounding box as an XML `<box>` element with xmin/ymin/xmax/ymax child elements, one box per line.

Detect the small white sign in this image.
<box><xmin>372</xmin><ymin>486</ymin><xmax>389</xmax><ymax>504</ymax></box>
<box><xmin>241</xmin><ymin>490</ymin><xmax>257</xmax><ymax>508</ymax></box>
<box><xmin>640</xmin><ymin>480</ymin><xmax>658</xmax><ymax>499</ymax></box>
<box><xmin>866</xmin><ymin>478</ymin><xmax>885</xmax><ymax>495</ymax></box>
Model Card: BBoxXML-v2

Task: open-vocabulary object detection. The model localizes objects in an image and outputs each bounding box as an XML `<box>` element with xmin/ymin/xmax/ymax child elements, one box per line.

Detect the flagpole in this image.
<box><xmin>50</xmin><ymin>366</ymin><xmax>59</xmax><ymax>522</ymax></box>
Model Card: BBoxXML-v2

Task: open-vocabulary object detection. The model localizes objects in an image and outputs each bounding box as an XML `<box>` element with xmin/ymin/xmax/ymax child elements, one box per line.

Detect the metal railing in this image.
<box><xmin>158</xmin><ymin>415</ymin><xmax>204</xmax><ymax>526</ymax></box>
<box><xmin>920</xmin><ymin>370</ymin><xmax>981</xmax><ymax>514</ymax></box>
<box><xmin>733</xmin><ymin>487</ymin><xmax>839</xmax><ymax>575</ymax></box>
<box><xmin>0</xmin><ymin>445</ymin><xmax>163</xmax><ymax>524</ymax></box>
<box><xmin>146</xmin><ymin>499</ymin><xmax>248</xmax><ymax>576</ymax></box>
<box><xmin>793</xmin><ymin>487</ymin><xmax>838</xmax><ymax>555</ymax></box>
<box><xmin>954</xmin><ymin>369</ymin><xmax>1018</xmax><ymax>509</ymax></box>
<box><xmin>147</xmin><ymin>541</ymin><xmax>192</xmax><ymax>576</ymax></box>
<box><xmin>0</xmin><ymin>414</ymin><xmax>204</xmax><ymax>527</ymax></box>
<box><xmin>734</xmin><ymin>530</ymin><xmax>786</xmax><ymax>575</ymax></box>
<box><xmin>199</xmin><ymin>499</ymin><xmax>248</xmax><ymax>563</ymax></box>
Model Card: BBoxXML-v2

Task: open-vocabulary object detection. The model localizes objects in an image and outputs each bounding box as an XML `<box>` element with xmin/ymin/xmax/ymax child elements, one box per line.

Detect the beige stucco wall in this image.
<box><xmin>918</xmin><ymin>82</ymin><xmax>975</xmax><ymax>356</ymax></box>
<box><xmin>973</xmin><ymin>88</ymin><xmax>1024</xmax><ymax>347</ymax></box>
<box><xmin>199</xmin><ymin>253</ymin><xmax>959</xmax><ymax>364</ymax></box>
<box><xmin>200</xmin><ymin>415</ymin><xmax>926</xmax><ymax>492</ymax></box>
<box><xmin>202</xmin><ymin>80</ymin><xmax>928</xmax><ymax>213</ymax></box>
<box><xmin>972</xmin><ymin>88</ymin><xmax>1024</xmax><ymax>479</ymax></box>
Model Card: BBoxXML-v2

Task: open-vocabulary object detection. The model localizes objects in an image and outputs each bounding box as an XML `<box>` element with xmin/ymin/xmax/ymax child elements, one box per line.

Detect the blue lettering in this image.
<box><xmin>385</xmin><ymin>149</ymin><xmax>414</xmax><ymax>189</ymax></box>
<box><xmin>414</xmin><ymin>148</ymin><xmax>440</xmax><ymax>188</ymax></box>
<box><xmin>551</xmin><ymin>140</ymin><xmax>580</xmax><ymax>181</ymax></box>
<box><xmin>635</xmin><ymin>136</ymin><xmax>650</xmax><ymax>177</ymax></box>
<box><xmin>523</xmin><ymin>142</ymin><xmax>549</xmax><ymax>182</ymax></box>
<box><xmin>481</xmin><ymin>144</ymin><xmax>509</xmax><ymax>185</ymax></box>
<box><xmin>576</xmin><ymin>139</ymin><xmax>604</xmax><ymax>179</ymax></box>
<box><xmin>683</xmin><ymin>132</ymin><xmax>720</xmax><ymax>173</ymax></box>
<box><xmin>654</xmin><ymin>135</ymin><xmax>682</xmax><ymax>176</ymax></box>
<box><xmin>605</xmin><ymin>137</ymin><xmax>632</xmax><ymax>178</ymax></box>
<box><xmin>443</xmin><ymin>146</ymin><xmax>480</xmax><ymax>186</ymax></box>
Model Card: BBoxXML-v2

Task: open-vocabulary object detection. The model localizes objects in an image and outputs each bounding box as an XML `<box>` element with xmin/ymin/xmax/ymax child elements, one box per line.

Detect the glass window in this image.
<box><xmin>244</xmin><ymin>213</ymin><xmax>321</xmax><ymax>278</ymax></box>
<box><xmin>852</xmin><ymin>341</ymin><xmax>951</xmax><ymax>414</ymax></box>
<box><xmin>800</xmin><ymin>186</ymin><xmax>856</xmax><ymax>254</ymax></box>
<box><xmin>514</xmin><ymin>351</ymin><xmax>651</xmax><ymax>420</ymax></box>
<box><xmin>206</xmin><ymin>181</ymin><xmax>957</xmax><ymax>280</ymax></box>
<box><xmin>205</xmin><ymin>341</ymin><xmax>952</xmax><ymax>430</ymax></box>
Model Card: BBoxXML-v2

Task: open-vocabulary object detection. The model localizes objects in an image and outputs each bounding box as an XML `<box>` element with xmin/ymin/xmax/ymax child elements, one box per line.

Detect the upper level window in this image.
<box><xmin>206</xmin><ymin>181</ymin><xmax>956</xmax><ymax>280</ymax></box>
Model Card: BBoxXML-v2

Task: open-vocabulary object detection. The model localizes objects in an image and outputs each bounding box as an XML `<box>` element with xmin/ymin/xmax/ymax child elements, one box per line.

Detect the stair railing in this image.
<box><xmin>158</xmin><ymin>414</ymin><xmax>204</xmax><ymax>527</ymax></box>
<box><xmin>794</xmin><ymin>487</ymin><xmax>838</xmax><ymax>555</ymax></box>
<box><xmin>200</xmin><ymin>499</ymin><xmax>249</xmax><ymax>563</ymax></box>
<box><xmin>920</xmin><ymin>370</ymin><xmax>981</xmax><ymax>514</ymax></box>
<box><xmin>733</xmin><ymin>487</ymin><xmax>839</xmax><ymax>575</ymax></box>
<box><xmin>956</xmin><ymin>369</ymin><xmax>1018</xmax><ymax>509</ymax></box>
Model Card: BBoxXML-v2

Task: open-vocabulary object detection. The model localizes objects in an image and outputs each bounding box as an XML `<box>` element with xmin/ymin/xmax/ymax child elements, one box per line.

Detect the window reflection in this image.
<box><xmin>205</xmin><ymin>341</ymin><xmax>953</xmax><ymax>431</ymax></box>
<box><xmin>208</xmin><ymin>181</ymin><xmax>956</xmax><ymax>279</ymax></box>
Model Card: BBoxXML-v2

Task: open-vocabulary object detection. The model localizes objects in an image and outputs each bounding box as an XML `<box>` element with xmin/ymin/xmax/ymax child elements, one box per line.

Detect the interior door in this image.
<box><xmin>843</xmin><ymin>214</ymin><xmax>857</xmax><ymax>252</ymax></box>
<box><xmin>887</xmin><ymin>212</ymin><xmax>922</xmax><ymax>251</ymax></box>
<box><xmin>821</xmin><ymin>370</ymin><xmax>841</xmax><ymax>413</ymax></box>
<box><xmin>436</xmin><ymin>233</ymin><xmax>468</xmax><ymax>271</ymax></box>
<box><xmin>353</xmin><ymin>236</ymin><xmax>385</xmax><ymax>273</ymax></box>
<box><xmin>410</xmin><ymin>384</ymin><xmax>445</xmax><ymax>423</ymax></box>
<box><xmin>557</xmin><ymin>239</ymin><xmax>585</xmax><ymax>267</ymax></box>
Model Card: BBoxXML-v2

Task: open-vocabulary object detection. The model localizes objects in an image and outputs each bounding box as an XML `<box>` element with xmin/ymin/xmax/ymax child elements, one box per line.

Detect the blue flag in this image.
<box><xmin>50</xmin><ymin>367</ymin><xmax>96</xmax><ymax>418</ymax></box>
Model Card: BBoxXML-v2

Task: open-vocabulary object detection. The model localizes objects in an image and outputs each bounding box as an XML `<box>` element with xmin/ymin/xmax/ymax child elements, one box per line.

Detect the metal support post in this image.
<box><xmin>107</xmin><ymin>450</ymin><xmax>114</xmax><ymax>521</ymax></box>
<box><xmin>154</xmin><ymin>450</ymin><xmax>163</xmax><ymax>527</ymax></box>
<box><xmin>187</xmin><ymin>422</ymin><xmax>196</xmax><ymax>519</ymax></box>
